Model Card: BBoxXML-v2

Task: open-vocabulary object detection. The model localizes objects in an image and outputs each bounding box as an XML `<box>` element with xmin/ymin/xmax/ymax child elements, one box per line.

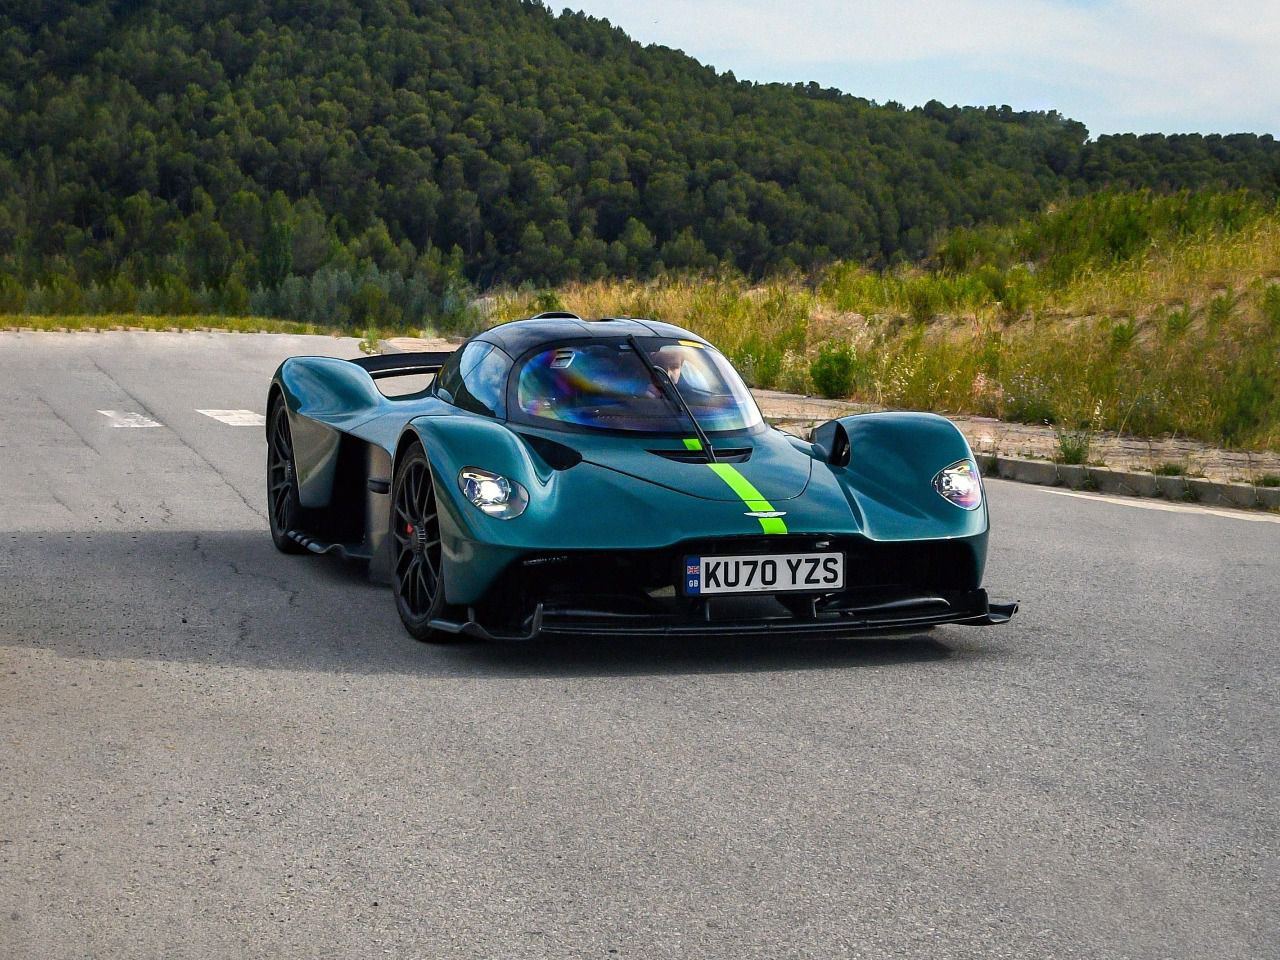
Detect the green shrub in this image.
<box><xmin>1207</xmin><ymin>290</ymin><xmax>1234</xmax><ymax>326</ymax></box>
<box><xmin>1163</xmin><ymin>304</ymin><xmax>1193</xmax><ymax>338</ymax></box>
<box><xmin>1215</xmin><ymin>361</ymin><xmax>1275</xmax><ymax>445</ymax></box>
<box><xmin>1002</xmin><ymin>370</ymin><xmax>1057</xmax><ymax>424</ymax></box>
<box><xmin>1000</xmin><ymin>266</ymin><xmax>1036</xmax><ymax>320</ymax></box>
<box><xmin>810</xmin><ymin>342</ymin><xmax>858</xmax><ymax>398</ymax></box>
<box><xmin>778</xmin><ymin>350</ymin><xmax>813</xmax><ymax>395</ymax></box>
<box><xmin>1262</xmin><ymin>285</ymin><xmax>1280</xmax><ymax>332</ymax></box>
<box><xmin>973</xmin><ymin>264</ymin><xmax>1008</xmax><ymax>303</ymax></box>
<box><xmin>1053</xmin><ymin>427</ymin><xmax>1091</xmax><ymax>465</ymax></box>
<box><xmin>904</xmin><ymin>277</ymin><xmax>940</xmax><ymax>323</ymax></box>
<box><xmin>533</xmin><ymin>290</ymin><xmax>564</xmax><ymax>313</ymax></box>
<box><xmin>350</xmin><ymin>282</ymin><xmax>403</xmax><ymax>328</ymax></box>
<box><xmin>730</xmin><ymin>336</ymin><xmax>784</xmax><ymax>389</ymax></box>
<box><xmin>0</xmin><ymin>274</ymin><xmax>26</xmax><ymax>312</ymax></box>
<box><xmin>1110</xmin><ymin>317</ymin><xmax>1137</xmax><ymax>352</ymax></box>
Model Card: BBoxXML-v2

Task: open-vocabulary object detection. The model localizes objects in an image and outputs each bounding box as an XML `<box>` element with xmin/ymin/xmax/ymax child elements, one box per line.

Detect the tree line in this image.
<box><xmin>1</xmin><ymin>0</ymin><xmax>1277</xmax><ymax>326</ymax></box>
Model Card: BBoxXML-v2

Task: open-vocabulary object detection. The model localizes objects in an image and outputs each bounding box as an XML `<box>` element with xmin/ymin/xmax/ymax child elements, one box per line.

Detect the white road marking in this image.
<box><xmin>1029</xmin><ymin>485</ymin><xmax>1280</xmax><ymax>524</ymax></box>
<box><xmin>197</xmin><ymin>409</ymin><xmax>266</xmax><ymax>427</ymax></box>
<box><xmin>98</xmin><ymin>410</ymin><xmax>161</xmax><ymax>428</ymax></box>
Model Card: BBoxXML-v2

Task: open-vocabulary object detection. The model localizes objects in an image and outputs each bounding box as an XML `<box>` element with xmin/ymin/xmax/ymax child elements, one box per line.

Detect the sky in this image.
<box><xmin>559</xmin><ymin>0</ymin><xmax>1280</xmax><ymax>137</ymax></box>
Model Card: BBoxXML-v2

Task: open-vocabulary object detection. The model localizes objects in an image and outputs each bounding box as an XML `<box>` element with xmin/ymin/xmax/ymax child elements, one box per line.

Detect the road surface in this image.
<box><xmin>1</xmin><ymin>332</ymin><xmax>1277</xmax><ymax>959</ymax></box>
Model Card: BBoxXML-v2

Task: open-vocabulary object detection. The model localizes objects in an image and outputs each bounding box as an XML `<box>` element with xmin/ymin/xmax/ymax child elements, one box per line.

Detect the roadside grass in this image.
<box><xmin>522</xmin><ymin>192</ymin><xmax>1280</xmax><ymax>452</ymax></box>
<box><xmin>518</xmin><ymin>267</ymin><xmax>1278</xmax><ymax>451</ymax></box>
<box><xmin>1</xmin><ymin>313</ymin><xmax>327</xmax><ymax>335</ymax></box>
<box><xmin>5</xmin><ymin>191</ymin><xmax>1278</xmax><ymax>452</ymax></box>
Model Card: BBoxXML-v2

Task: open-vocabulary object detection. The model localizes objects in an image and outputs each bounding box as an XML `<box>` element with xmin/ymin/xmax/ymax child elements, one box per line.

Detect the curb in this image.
<box><xmin>378</xmin><ymin>339</ymin><xmax>1279</xmax><ymax>514</ymax></box>
<box><xmin>975</xmin><ymin>455</ymin><xmax>1280</xmax><ymax>511</ymax></box>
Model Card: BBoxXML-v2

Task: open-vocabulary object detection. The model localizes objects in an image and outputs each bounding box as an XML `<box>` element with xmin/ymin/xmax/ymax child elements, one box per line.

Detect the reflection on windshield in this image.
<box><xmin>515</xmin><ymin>339</ymin><xmax>763</xmax><ymax>433</ymax></box>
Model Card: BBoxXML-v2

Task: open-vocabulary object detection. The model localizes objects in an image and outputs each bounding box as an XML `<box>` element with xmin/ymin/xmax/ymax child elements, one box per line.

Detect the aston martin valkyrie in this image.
<box><xmin>265</xmin><ymin>313</ymin><xmax>1016</xmax><ymax>641</ymax></box>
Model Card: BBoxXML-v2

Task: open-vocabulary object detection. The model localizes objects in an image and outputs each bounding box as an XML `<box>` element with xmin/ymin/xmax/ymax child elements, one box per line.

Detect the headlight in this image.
<box><xmin>933</xmin><ymin>459</ymin><xmax>982</xmax><ymax>510</ymax></box>
<box><xmin>458</xmin><ymin>467</ymin><xmax>529</xmax><ymax>519</ymax></box>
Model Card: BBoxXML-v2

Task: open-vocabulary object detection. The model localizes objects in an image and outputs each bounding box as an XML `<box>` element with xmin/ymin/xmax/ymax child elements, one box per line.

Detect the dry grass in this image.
<box><xmin>6</xmin><ymin>195</ymin><xmax>1277</xmax><ymax>451</ymax></box>
<box><xmin>464</xmin><ymin>204</ymin><xmax>1280</xmax><ymax>451</ymax></box>
<box><xmin>1060</xmin><ymin>216</ymin><xmax>1280</xmax><ymax>317</ymax></box>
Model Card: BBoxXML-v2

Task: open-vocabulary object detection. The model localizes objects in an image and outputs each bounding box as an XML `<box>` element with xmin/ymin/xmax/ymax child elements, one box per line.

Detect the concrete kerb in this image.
<box><xmin>379</xmin><ymin>339</ymin><xmax>1280</xmax><ymax>514</ymax></box>
<box><xmin>982</xmin><ymin>455</ymin><xmax>1277</xmax><ymax>511</ymax></box>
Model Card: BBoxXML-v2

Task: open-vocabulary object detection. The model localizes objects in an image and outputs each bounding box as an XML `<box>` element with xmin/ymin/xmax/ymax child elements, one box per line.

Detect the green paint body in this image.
<box><xmin>273</xmin><ymin>344</ymin><xmax>989</xmax><ymax>606</ymax></box>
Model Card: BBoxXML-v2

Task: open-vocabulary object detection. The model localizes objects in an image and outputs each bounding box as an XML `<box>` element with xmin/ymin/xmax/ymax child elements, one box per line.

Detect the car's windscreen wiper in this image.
<box><xmin>626</xmin><ymin>335</ymin><xmax>716</xmax><ymax>463</ymax></box>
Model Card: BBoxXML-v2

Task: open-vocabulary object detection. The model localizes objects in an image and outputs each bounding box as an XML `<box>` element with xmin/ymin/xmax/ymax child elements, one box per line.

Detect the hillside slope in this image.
<box><xmin>2</xmin><ymin>0</ymin><xmax>1279</xmax><ymax>307</ymax></box>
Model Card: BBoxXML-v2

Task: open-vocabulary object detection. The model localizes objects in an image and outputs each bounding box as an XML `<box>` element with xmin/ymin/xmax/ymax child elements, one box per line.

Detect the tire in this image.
<box><xmin>390</xmin><ymin>443</ymin><xmax>451</xmax><ymax>641</ymax></box>
<box><xmin>266</xmin><ymin>399</ymin><xmax>307</xmax><ymax>554</ymax></box>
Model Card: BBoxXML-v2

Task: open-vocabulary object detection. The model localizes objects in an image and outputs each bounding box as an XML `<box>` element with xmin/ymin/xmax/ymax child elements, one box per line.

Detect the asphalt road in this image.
<box><xmin>1</xmin><ymin>331</ymin><xmax>1278</xmax><ymax>960</ymax></box>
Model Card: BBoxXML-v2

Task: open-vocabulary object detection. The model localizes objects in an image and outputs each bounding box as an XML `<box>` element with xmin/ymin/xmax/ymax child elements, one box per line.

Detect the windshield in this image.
<box><xmin>514</xmin><ymin>338</ymin><xmax>763</xmax><ymax>434</ymax></box>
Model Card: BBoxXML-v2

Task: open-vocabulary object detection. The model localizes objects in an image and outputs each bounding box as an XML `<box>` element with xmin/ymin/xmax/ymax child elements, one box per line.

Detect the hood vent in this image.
<box><xmin>649</xmin><ymin>446</ymin><xmax>752</xmax><ymax>464</ymax></box>
<box><xmin>518</xmin><ymin>433</ymin><xmax>583</xmax><ymax>471</ymax></box>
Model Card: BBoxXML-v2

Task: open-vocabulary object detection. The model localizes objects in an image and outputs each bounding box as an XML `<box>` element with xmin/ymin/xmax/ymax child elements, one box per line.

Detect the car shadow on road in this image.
<box><xmin>444</xmin><ymin>629</ymin><xmax>963</xmax><ymax>678</ymax></box>
<box><xmin>0</xmin><ymin>529</ymin><xmax>999</xmax><ymax>678</ymax></box>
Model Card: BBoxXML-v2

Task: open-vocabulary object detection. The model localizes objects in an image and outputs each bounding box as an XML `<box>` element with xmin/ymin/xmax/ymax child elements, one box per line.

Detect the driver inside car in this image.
<box><xmin>654</xmin><ymin>345</ymin><xmax>685</xmax><ymax>385</ymax></box>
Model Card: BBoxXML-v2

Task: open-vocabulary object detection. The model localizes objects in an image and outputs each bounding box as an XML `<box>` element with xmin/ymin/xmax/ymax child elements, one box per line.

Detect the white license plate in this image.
<box><xmin>683</xmin><ymin>552</ymin><xmax>844</xmax><ymax>595</ymax></box>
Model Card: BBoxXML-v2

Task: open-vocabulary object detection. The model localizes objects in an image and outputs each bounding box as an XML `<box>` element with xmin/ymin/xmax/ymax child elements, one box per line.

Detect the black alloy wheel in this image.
<box><xmin>267</xmin><ymin>400</ymin><xmax>306</xmax><ymax>554</ymax></box>
<box><xmin>391</xmin><ymin>444</ymin><xmax>449</xmax><ymax>641</ymax></box>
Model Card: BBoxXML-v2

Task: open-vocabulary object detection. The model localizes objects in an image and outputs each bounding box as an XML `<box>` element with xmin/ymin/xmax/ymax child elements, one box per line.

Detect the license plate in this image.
<box><xmin>683</xmin><ymin>552</ymin><xmax>844</xmax><ymax>595</ymax></box>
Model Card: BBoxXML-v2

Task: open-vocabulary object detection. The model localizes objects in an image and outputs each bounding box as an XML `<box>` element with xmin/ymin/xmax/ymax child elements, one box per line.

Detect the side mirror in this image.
<box><xmin>811</xmin><ymin>420</ymin><xmax>851</xmax><ymax>467</ymax></box>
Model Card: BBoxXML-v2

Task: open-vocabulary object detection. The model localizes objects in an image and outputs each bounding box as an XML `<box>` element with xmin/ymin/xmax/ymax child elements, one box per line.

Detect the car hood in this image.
<box><xmin>519</xmin><ymin>426</ymin><xmax>815</xmax><ymax>503</ymax></box>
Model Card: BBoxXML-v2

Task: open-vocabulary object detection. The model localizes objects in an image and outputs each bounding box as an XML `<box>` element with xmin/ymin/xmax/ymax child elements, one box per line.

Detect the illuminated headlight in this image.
<box><xmin>458</xmin><ymin>467</ymin><xmax>529</xmax><ymax>519</ymax></box>
<box><xmin>933</xmin><ymin>459</ymin><xmax>983</xmax><ymax>510</ymax></box>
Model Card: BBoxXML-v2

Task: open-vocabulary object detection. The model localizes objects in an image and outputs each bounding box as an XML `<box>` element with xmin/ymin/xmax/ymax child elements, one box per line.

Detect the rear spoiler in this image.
<box><xmin>348</xmin><ymin>351</ymin><xmax>453</xmax><ymax>380</ymax></box>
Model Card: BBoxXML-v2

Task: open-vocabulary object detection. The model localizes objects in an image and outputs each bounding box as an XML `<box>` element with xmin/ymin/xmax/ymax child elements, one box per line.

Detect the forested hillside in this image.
<box><xmin>2</xmin><ymin>0</ymin><xmax>1279</xmax><ymax>326</ymax></box>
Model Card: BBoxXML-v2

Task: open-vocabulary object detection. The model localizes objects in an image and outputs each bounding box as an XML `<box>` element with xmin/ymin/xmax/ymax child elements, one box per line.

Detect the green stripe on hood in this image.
<box><xmin>706</xmin><ymin>461</ymin><xmax>789</xmax><ymax>535</ymax></box>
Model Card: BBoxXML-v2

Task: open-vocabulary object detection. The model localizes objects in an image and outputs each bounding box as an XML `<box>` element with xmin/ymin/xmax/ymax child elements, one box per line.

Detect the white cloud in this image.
<box><xmin>564</xmin><ymin>0</ymin><xmax>1280</xmax><ymax>134</ymax></box>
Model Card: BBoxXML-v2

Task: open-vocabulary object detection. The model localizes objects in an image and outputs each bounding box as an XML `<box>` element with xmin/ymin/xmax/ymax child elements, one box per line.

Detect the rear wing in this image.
<box><xmin>348</xmin><ymin>351</ymin><xmax>453</xmax><ymax>380</ymax></box>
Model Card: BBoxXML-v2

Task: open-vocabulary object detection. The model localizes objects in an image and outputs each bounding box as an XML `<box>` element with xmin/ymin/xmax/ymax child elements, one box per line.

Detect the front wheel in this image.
<box><xmin>267</xmin><ymin>399</ymin><xmax>306</xmax><ymax>554</ymax></box>
<box><xmin>390</xmin><ymin>444</ymin><xmax>451</xmax><ymax>641</ymax></box>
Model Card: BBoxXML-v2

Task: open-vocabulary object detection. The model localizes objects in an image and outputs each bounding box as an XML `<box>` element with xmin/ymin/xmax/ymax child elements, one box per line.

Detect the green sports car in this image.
<box><xmin>266</xmin><ymin>313</ymin><xmax>1016</xmax><ymax>641</ymax></box>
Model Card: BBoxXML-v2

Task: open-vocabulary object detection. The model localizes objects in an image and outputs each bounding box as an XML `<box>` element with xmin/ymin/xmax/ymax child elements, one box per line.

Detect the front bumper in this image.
<box><xmin>429</xmin><ymin>588</ymin><xmax>1017</xmax><ymax>642</ymax></box>
<box><xmin>431</xmin><ymin>533</ymin><xmax>1014</xmax><ymax>642</ymax></box>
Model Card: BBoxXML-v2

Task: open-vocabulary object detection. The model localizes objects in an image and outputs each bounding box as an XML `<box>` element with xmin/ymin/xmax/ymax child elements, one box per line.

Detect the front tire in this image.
<box><xmin>390</xmin><ymin>444</ymin><xmax>451</xmax><ymax>641</ymax></box>
<box><xmin>267</xmin><ymin>399</ymin><xmax>306</xmax><ymax>554</ymax></box>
